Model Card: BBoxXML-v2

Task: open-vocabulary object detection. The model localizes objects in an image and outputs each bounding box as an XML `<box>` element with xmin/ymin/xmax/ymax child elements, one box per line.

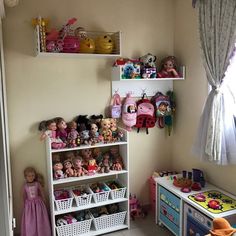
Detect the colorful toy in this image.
<box><xmin>80</xmin><ymin>148</ymin><xmax>92</xmax><ymax>170</ymax></box>
<box><xmin>122</xmin><ymin>93</ymin><xmax>137</xmax><ymax>131</ymax></box>
<box><xmin>129</xmin><ymin>194</ymin><xmax>147</xmax><ymax>220</ymax></box>
<box><xmin>67</xmin><ymin>121</ymin><xmax>80</xmax><ymax>147</ymax></box>
<box><xmin>21</xmin><ymin>167</ymin><xmax>51</xmax><ymax>236</ymax></box>
<box><xmin>100</xmin><ymin>118</ymin><xmax>112</xmax><ymax>143</ymax></box>
<box><xmin>95</xmin><ymin>34</ymin><xmax>114</xmax><ymax>54</ymax></box>
<box><xmin>55</xmin><ymin>117</ymin><xmax>68</xmax><ymax>142</ymax></box>
<box><xmin>157</xmin><ymin>56</ymin><xmax>180</xmax><ymax>78</ymax></box>
<box><xmin>63</xmin><ymin>159</ymin><xmax>75</xmax><ymax>177</ymax></box>
<box><xmin>97</xmin><ymin>152</ymin><xmax>111</xmax><ymax>173</ymax></box>
<box><xmin>87</xmin><ymin>158</ymin><xmax>98</xmax><ymax>175</ymax></box>
<box><xmin>72</xmin><ymin>155</ymin><xmax>88</xmax><ymax>177</ymax></box>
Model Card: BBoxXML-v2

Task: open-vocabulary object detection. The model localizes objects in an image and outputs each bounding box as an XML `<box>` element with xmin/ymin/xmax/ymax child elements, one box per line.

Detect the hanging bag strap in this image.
<box><xmin>111</xmin><ymin>93</ymin><xmax>121</xmax><ymax>106</ymax></box>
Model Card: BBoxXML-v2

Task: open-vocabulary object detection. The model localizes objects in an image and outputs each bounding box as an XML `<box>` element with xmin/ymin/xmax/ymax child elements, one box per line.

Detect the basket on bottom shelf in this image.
<box><xmin>56</xmin><ymin>210</ymin><xmax>92</xmax><ymax>236</ymax></box>
<box><xmin>54</xmin><ymin>189</ymin><xmax>74</xmax><ymax>211</ymax></box>
<box><xmin>90</xmin><ymin>205</ymin><xmax>127</xmax><ymax>231</ymax></box>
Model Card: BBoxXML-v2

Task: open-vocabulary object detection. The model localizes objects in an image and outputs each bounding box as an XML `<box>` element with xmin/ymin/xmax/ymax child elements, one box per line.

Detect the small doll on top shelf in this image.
<box><xmin>157</xmin><ymin>56</ymin><xmax>180</xmax><ymax>78</ymax></box>
<box><xmin>21</xmin><ymin>167</ymin><xmax>51</xmax><ymax>236</ymax></box>
<box><xmin>67</xmin><ymin>121</ymin><xmax>80</xmax><ymax>148</ymax></box>
<box><xmin>89</xmin><ymin>123</ymin><xmax>102</xmax><ymax>145</ymax></box>
<box><xmin>38</xmin><ymin>119</ymin><xmax>66</xmax><ymax>149</ymax></box>
<box><xmin>100</xmin><ymin>118</ymin><xmax>113</xmax><ymax>143</ymax></box>
<box><xmin>55</xmin><ymin>117</ymin><xmax>68</xmax><ymax>143</ymax></box>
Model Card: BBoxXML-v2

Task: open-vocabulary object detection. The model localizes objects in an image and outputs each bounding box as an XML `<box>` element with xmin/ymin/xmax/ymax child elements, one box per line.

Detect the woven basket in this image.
<box><xmin>56</xmin><ymin>218</ymin><xmax>92</xmax><ymax>236</ymax></box>
<box><xmin>54</xmin><ymin>189</ymin><xmax>73</xmax><ymax>211</ymax></box>
<box><xmin>72</xmin><ymin>186</ymin><xmax>93</xmax><ymax>207</ymax></box>
<box><xmin>92</xmin><ymin>211</ymin><xmax>127</xmax><ymax>231</ymax></box>
<box><xmin>106</xmin><ymin>181</ymin><xmax>126</xmax><ymax>200</ymax></box>
<box><xmin>90</xmin><ymin>183</ymin><xmax>110</xmax><ymax>203</ymax></box>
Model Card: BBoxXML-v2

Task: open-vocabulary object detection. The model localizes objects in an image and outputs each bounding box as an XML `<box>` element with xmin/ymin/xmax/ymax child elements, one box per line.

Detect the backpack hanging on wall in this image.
<box><xmin>151</xmin><ymin>91</ymin><xmax>176</xmax><ymax>135</ymax></box>
<box><xmin>135</xmin><ymin>93</ymin><xmax>156</xmax><ymax>134</ymax></box>
<box><xmin>110</xmin><ymin>92</ymin><xmax>122</xmax><ymax>119</ymax></box>
<box><xmin>122</xmin><ymin>93</ymin><xmax>137</xmax><ymax>131</ymax></box>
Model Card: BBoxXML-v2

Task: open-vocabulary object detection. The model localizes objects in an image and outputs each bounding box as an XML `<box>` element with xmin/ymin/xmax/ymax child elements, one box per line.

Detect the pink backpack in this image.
<box><xmin>110</xmin><ymin>93</ymin><xmax>122</xmax><ymax>119</ymax></box>
<box><xmin>122</xmin><ymin>93</ymin><xmax>137</xmax><ymax>131</ymax></box>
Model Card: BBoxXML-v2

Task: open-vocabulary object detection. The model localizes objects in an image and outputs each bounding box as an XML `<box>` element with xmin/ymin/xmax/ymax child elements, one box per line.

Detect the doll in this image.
<box><xmin>21</xmin><ymin>167</ymin><xmax>51</xmax><ymax>236</ymax></box>
<box><xmin>38</xmin><ymin>119</ymin><xmax>66</xmax><ymax>149</ymax></box>
<box><xmin>97</xmin><ymin>152</ymin><xmax>112</xmax><ymax>173</ymax></box>
<box><xmin>112</xmin><ymin>155</ymin><xmax>124</xmax><ymax>171</ymax></box>
<box><xmin>89</xmin><ymin>123</ymin><xmax>102</xmax><ymax>145</ymax></box>
<box><xmin>100</xmin><ymin>118</ymin><xmax>112</xmax><ymax>143</ymax></box>
<box><xmin>157</xmin><ymin>56</ymin><xmax>180</xmax><ymax>78</ymax></box>
<box><xmin>93</xmin><ymin>148</ymin><xmax>103</xmax><ymax>164</ymax></box>
<box><xmin>55</xmin><ymin>117</ymin><xmax>68</xmax><ymax>142</ymax></box>
<box><xmin>63</xmin><ymin>159</ymin><xmax>75</xmax><ymax>177</ymax></box>
<box><xmin>67</xmin><ymin>121</ymin><xmax>80</xmax><ymax>147</ymax></box>
<box><xmin>87</xmin><ymin>158</ymin><xmax>98</xmax><ymax>175</ymax></box>
<box><xmin>72</xmin><ymin>155</ymin><xmax>88</xmax><ymax>177</ymax></box>
<box><xmin>80</xmin><ymin>148</ymin><xmax>92</xmax><ymax>170</ymax></box>
<box><xmin>53</xmin><ymin>161</ymin><xmax>64</xmax><ymax>179</ymax></box>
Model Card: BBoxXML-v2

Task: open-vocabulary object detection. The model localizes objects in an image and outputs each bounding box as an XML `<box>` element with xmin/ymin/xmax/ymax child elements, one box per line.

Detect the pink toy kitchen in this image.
<box><xmin>155</xmin><ymin>169</ymin><xmax>236</xmax><ymax>236</ymax></box>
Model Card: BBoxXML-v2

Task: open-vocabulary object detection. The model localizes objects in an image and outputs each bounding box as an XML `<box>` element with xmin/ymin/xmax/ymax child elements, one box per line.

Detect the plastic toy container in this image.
<box><xmin>106</xmin><ymin>181</ymin><xmax>126</xmax><ymax>200</ymax></box>
<box><xmin>54</xmin><ymin>189</ymin><xmax>74</xmax><ymax>211</ymax></box>
<box><xmin>71</xmin><ymin>185</ymin><xmax>93</xmax><ymax>207</ymax></box>
<box><xmin>90</xmin><ymin>183</ymin><xmax>110</xmax><ymax>203</ymax></box>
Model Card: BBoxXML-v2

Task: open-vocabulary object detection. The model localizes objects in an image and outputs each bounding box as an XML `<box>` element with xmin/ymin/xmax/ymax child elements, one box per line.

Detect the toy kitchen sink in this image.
<box><xmin>155</xmin><ymin>175</ymin><xmax>236</xmax><ymax>236</ymax></box>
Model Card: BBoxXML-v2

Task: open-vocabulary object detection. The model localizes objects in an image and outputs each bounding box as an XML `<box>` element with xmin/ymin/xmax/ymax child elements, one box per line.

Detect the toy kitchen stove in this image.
<box><xmin>184</xmin><ymin>190</ymin><xmax>236</xmax><ymax>236</ymax></box>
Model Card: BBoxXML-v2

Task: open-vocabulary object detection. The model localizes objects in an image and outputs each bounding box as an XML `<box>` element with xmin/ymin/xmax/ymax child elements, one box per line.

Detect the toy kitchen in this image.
<box><xmin>155</xmin><ymin>169</ymin><xmax>236</xmax><ymax>236</ymax></box>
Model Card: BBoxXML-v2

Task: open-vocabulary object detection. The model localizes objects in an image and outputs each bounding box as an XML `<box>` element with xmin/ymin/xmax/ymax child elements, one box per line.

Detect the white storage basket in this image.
<box><xmin>54</xmin><ymin>189</ymin><xmax>74</xmax><ymax>211</ymax></box>
<box><xmin>92</xmin><ymin>211</ymin><xmax>127</xmax><ymax>231</ymax></box>
<box><xmin>106</xmin><ymin>181</ymin><xmax>126</xmax><ymax>200</ymax></box>
<box><xmin>56</xmin><ymin>218</ymin><xmax>92</xmax><ymax>236</ymax></box>
<box><xmin>72</xmin><ymin>186</ymin><xmax>93</xmax><ymax>207</ymax></box>
<box><xmin>90</xmin><ymin>183</ymin><xmax>110</xmax><ymax>203</ymax></box>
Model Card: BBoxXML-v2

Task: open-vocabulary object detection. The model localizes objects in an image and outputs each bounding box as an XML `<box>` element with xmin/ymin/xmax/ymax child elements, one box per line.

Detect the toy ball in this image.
<box><xmin>95</xmin><ymin>35</ymin><xmax>114</xmax><ymax>54</ymax></box>
<box><xmin>79</xmin><ymin>38</ymin><xmax>95</xmax><ymax>53</ymax></box>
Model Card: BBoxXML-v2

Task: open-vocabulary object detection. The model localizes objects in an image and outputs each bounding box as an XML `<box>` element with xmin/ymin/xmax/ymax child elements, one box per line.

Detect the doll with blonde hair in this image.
<box><xmin>21</xmin><ymin>167</ymin><xmax>51</xmax><ymax>236</ymax></box>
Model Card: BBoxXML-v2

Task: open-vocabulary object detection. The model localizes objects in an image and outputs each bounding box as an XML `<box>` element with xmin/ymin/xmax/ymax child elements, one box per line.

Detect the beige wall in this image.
<box><xmin>173</xmin><ymin>0</ymin><xmax>236</xmax><ymax>194</ymax></box>
<box><xmin>3</xmin><ymin>0</ymin><xmax>175</xmax><ymax>233</ymax></box>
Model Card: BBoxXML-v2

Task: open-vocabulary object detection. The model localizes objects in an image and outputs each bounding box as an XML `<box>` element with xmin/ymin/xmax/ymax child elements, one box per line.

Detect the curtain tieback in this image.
<box><xmin>213</xmin><ymin>85</ymin><xmax>223</xmax><ymax>94</ymax></box>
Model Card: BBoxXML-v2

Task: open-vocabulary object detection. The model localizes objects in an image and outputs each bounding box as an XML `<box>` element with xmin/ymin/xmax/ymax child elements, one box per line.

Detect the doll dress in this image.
<box><xmin>21</xmin><ymin>182</ymin><xmax>51</xmax><ymax>236</ymax></box>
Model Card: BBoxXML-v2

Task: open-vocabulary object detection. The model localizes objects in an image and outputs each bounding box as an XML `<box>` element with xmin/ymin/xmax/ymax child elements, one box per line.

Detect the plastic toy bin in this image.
<box><xmin>91</xmin><ymin>211</ymin><xmax>127</xmax><ymax>231</ymax></box>
<box><xmin>54</xmin><ymin>189</ymin><xmax>74</xmax><ymax>211</ymax></box>
<box><xmin>90</xmin><ymin>183</ymin><xmax>110</xmax><ymax>203</ymax></box>
<box><xmin>56</xmin><ymin>216</ymin><xmax>92</xmax><ymax>236</ymax></box>
<box><xmin>71</xmin><ymin>185</ymin><xmax>93</xmax><ymax>207</ymax></box>
<box><xmin>106</xmin><ymin>181</ymin><xmax>126</xmax><ymax>200</ymax></box>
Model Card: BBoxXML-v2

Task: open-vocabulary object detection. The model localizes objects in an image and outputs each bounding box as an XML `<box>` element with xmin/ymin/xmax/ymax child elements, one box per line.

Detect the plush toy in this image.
<box><xmin>53</xmin><ymin>161</ymin><xmax>64</xmax><ymax>179</ymax></box>
<box><xmin>95</xmin><ymin>34</ymin><xmax>114</xmax><ymax>54</ymax></box>
<box><xmin>139</xmin><ymin>53</ymin><xmax>157</xmax><ymax>78</ymax></box>
<box><xmin>209</xmin><ymin>218</ymin><xmax>236</xmax><ymax>236</ymax></box>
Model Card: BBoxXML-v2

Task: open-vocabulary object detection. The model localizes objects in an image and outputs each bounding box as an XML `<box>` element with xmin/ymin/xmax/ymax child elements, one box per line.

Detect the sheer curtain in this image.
<box><xmin>192</xmin><ymin>0</ymin><xmax>236</xmax><ymax>165</ymax></box>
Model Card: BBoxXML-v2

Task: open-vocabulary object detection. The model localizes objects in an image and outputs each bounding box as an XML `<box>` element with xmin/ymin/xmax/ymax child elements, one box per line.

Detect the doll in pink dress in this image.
<box><xmin>39</xmin><ymin>119</ymin><xmax>66</xmax><ymax>149</ymax></box>
<box><xmin>21</xmin><ymin>167</ymin><xmax>51</xmax><ymax>236</ymax></box>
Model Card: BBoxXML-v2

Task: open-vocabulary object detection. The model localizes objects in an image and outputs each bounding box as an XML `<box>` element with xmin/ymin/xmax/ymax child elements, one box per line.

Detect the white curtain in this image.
<box><xmin>193</xmin><ymin>0</ymin><xmax>236</xmax><ymax>165</ymax></box>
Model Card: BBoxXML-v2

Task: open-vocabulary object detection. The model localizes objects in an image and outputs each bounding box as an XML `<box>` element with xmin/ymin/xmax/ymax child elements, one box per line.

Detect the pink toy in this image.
<box><xmin>39</xmin><ymin>119</ymin><xmax>66</xmax><ymax>149</ymax></box>
<box><xmin>122</xmin><ymin>93</ymin><xmax>137</xmax><ymax>131</ymax></box>
<box><xmin>67</xmin><ymin>121</ymin><xmax>80</xmax><ymax>147</ymax></box>
<box><xmin>55</xmin><ymin>117</ymin><xmax>68</xmax><ymax>143</ymax></box>
<box><xmin>129</xmin><ymin>194</ymin><xmax>146</xmax><ymax>220</ymax></box>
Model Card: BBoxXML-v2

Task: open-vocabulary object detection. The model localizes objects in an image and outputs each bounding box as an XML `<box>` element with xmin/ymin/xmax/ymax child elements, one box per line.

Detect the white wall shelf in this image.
<box><xmin>34</xmin><ymin>25</ymin><xmax>122</xmax><ymax>57</ymax></box>
<box><xmin>111</xmin><ymin>66</ymin><xmax>185</xmax><ymax>97</ymax></box>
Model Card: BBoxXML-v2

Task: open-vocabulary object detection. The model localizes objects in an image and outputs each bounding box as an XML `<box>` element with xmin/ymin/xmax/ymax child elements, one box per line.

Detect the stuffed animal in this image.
<box><xmin>139</xmin><ymin>53</ymin><xmax>157</xmax><ymax>78</ymax></box>
<box><xmin>209</xmin><ymin>218</ymin><xmax>236</xmax><ymax>236</ymax></box>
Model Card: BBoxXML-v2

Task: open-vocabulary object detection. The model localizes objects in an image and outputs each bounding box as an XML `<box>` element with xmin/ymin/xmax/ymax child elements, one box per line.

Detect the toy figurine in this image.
<box><xmin>93</xmin><ymin>148</ymin><xmax>103</xmax><ymax>164</ymax></box>
<box><xmin>157</xmin><ymin>56</ymin><xmax>180</xmax><ymax>78</ymax></box>
<box><xmin>90</xmin><ymin>114</ymin><xmax>103</xmax><ymax>129</ymax></box>
<box><xmin>100</xmin><ymin>118</ymin><xmax>112</xmax><ymax>143</ymax></box>
<box><xmin>72</xmin><ymin>156</ymin><xmax>88</xmax><ymax>177</ymax></box>
<box><xmin>129</xmin><ymin>194</ymin><xmax>147</xmax><ymax>220</ymax></box>
<box><xmin>89</xmin><ymin>123</ymin><xmax>102</xmax><ymax>145</ymax></box>
<box><xmin>38</xmin><ymin>119</ymin><xmax>66</xmax><ymax>149</ymax></box>
<box><xmin>55</xmin><ymin>117</ymin><xmax>68</xmax><ymax>143</ymax></box>
<box><xmin>63</xmin><ymin>159</ymin><xmax>75</xmax><ymax>177</ymax></box>
<box><xmin>97</xmin><ymin>152</ymin><xmax>111</xmax><ymax>173</ymax></box>
<box><xmin>53</xmin><ymin>161</ymin><xmax>64</xmax><ymax>179</ymax></box>
<box><xmin>21</xmin><ymin>167</ymin><xmax>51</xmax><ymax>236</ymax></box>
<box><xmin>87</xmin><ymin>158</ymin><xmax>98</xmax><ymax>175</ymax></box>
<box><xmin>112</xmin><ymin>156</ymin><xmax>124</xmax><ymax>171</ymax></box>
<box><xmin>67</xmin><ymin>121</ymin><xmax>80</xmax><ymax>147</ymax></box>
<box><xmin>80</xmin><ymin>149</ymin><xmax>92</xmax><ymax>170</ymax></box>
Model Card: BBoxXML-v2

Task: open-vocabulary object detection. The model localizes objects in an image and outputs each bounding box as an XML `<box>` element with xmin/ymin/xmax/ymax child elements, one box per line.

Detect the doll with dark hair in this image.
<box><xmin>55</xmin><ymin>117</ymin><xmax>68</xmax><ymax>142</ymax></box>
<box><xmin>157</xmin><ymin>56</ymin><xmax>180</xmax><ymax>78</ymax></box>
<box><xmin>21</xmin><ymin>167</ymin><xmax>51</xmax><ymax>236</ymax></box>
